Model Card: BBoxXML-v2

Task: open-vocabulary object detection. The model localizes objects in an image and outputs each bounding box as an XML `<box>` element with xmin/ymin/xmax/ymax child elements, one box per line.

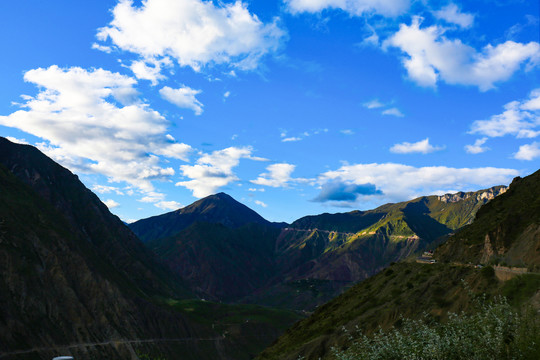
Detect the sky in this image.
<box><xmin>0</xmin><ymin>0</ymin><xmax>539</xmax><ymax>223</ymax></box>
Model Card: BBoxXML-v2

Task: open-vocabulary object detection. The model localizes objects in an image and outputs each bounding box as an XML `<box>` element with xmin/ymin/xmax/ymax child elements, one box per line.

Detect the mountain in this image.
<box><xmin>150</xmin><ymin>222</ymin><xmax>280</xmax><ymax>301</ymax></box>
<box><xmin>256</xmin><ymin>170</ymin><xmax>540</xmax><ymax>360</ymax></box>
<box><xmin>130</xmin><ymin>192</ymin><xmax>277</xmax><ymax>243</ymax></box>
<box><xmin>132</xmin><ymin>185</ymin><xmax>507</xmax><ymax>309</ymax></box>
<box><xmin>436</xmin><ymin>170</ymin><xmax>540</xmax><ymax>267</ymax></box>
<box><xmin>246</xmin><ymin>186</ymin><xmax>507</xmax><ymax>310</ymax></box>
<box><xmin>129</xmin><ymin>194</ymin><xmax>284</xmax><ymax>301</ymax></box>
<box><xmin>0</xmin><ymin>138</ymin><xmax>299</xmax><ymax>360</ymax></box>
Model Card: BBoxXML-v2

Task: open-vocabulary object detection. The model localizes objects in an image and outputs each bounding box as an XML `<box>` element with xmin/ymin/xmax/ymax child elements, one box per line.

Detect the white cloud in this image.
<box><xmin>255</xmin><ymin>200</ymin><xmax>268</xmax><ymax>208</ymax></box>
<box><xmin>282</xmin><ymin>136</ymin><xmax>302</xmax><ymax>142</ymax></box>
<box><xmin>160</xmin><ymin>85</ymin><xmax>204</xmax><ymax>115</ymax></box>
<box><xmin>364</xmin><ymin>99</ymin><xmax>404</xmax><ymax>117</ymax></box>
<box><xmin>128</xmin><ymin>59</ymin><xmax>169</xmax><ymax>85</ymax></box>
<box><xmin>465</xmin><ymin>137</ymin><xmax>489</xmax><ymax>154</ymax></box>
<box><xmin>390</xmin><ymin>138</ymin><xmax>444</xmax><ymax>154</ymax></box>
<box><xmin>285</xmin><ymin>0</ymin><xmax>410</xmax><ymax>17</ymax></box>
<box><xmin>341</xmin><ymin>129</ymin><xmax>354</xmax><ymax>135</ymax></box>
<box><xmin>155</xmin><ymin>200</ymin><xmax>182</xmax><ymax>210</ymax></box>
<box><xmin>470</xmin><ymin>89</ymin><xmax>540</xmax><ymax>138</ymax></box>
<box><xmin>251</xmin><ymin>163</ymin><xmax>298</xmax><ymax>187</ymax></box>
<box><xmin>0</xmin><ymin>65</ymin><xmax>192</xmax><ymax>193</ymax></box>
<box><xmin>104</xmin><ymin>199</ymin><xmax>120</xmax><ymax>209</ymax></box>
<box><xmin>96</xmin><ymin>0</ymin><xmax>286</xmax><ymax>72</ymax></box>
<box><xmin>384</xmin><ymin>17</ymin><xmax>540</xmax><ymax>90</ymax></box>
<box><xmin>382</xmin><ymin>107</ymin><xmax>404</xmax><ymax>117</ymax></box>
<box><xmin>5</xmin><ymin>136</ymin><xmax>29</xmax><ymax>145</ymax></box>
<box><xmin>521</xmin><ymin>88</ymin><xmax>540</xmax><ymax>111</ymax></box>
<box><xmin>139</xmin><ymin>191</ymin><xmax>166</xmax><ymax>203</ymax></box>
<box><xmin>176</xmin><ymin>146</ymin><xmax>261</xmax><ymax>197</ymax></box>
<box><xmin>433</xmin><ymin>3</ymin><xmax>474</xmax><ymax>29</ymax></box>
<box><xmin>363</xmin><ymin>99</ymin><xmax>385</xmax><ymax>109</ymax></box>
<box><xmin>248</xmin><ymin>188</ymin><xmax>265</xmax><ymax>192</ymax></box>
<box><xmin>319</xmin><ymin>163</ymin><xmax>518</xmax><ymax>204</ymax></box>
<box><xmin>92</xmin><ymin>185</ymin><xmax>125</xmax><ymax>195</ymax></box>
<box><xmin>514</xmin><ymin>142</ymin><xmax>540</xmax><ymax>160</ymax></box>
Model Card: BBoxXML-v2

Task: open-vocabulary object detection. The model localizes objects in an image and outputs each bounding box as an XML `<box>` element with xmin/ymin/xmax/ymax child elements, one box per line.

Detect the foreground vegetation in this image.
<box><xmin>331</xmin><ymin>296</ymin><xmax>539</xmax><ymax>360</ymax></box>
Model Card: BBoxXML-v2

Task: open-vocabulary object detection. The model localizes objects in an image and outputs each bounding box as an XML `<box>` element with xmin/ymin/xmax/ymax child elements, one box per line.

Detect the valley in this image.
<box><xmin>0</xmin><ymin>137</ymin><xmax>538</xmax><ymax>360</ymax></box>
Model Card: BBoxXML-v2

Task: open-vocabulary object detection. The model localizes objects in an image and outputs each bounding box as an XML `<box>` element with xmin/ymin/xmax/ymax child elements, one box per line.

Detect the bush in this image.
<box><xmin>332</xmin><ymin>297</ymin><xmax>539</xmax><ymax>360</ymax></box>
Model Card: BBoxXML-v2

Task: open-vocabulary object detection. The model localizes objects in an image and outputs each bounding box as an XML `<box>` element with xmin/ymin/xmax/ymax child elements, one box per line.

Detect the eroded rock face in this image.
<box><xmin>438</xmin><ymin>186</ymin><xmax>507</xmax><ymax>203</ymax></box>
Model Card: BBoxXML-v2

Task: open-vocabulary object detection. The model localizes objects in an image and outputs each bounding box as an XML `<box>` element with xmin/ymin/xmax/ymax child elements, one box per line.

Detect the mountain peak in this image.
<box><xmin>130</xmin><ymin>192</ymin><xmax>271</xmax><ymax>242</ymax></box>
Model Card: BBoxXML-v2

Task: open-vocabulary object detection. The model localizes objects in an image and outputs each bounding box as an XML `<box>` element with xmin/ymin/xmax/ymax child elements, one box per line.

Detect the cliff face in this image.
<box><xmin>437</xmin><ymin>186</ymin><xmax>507</xmax><ymax>203</ymax></box>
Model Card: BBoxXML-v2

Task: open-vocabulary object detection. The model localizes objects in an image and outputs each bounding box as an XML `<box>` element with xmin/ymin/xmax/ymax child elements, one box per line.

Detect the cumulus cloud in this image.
<box><xmin>251</xmin><ymin>163</ymin><xmax>298</xmax><ymax>187</ymax></box>
<box><xmin>128</xmin><ymin>59</ymin><xmax>169</xmax><ymax>85</ymax></box>
<box><xmin>160</xmin><ymin>85</ymin><xmax>204</xmax><ymax>115</ymax></box>
<box><xmin>92</xmin><ymin>185</ymin><xmax>125</xmax><ymax>195</ymax></box>
<box><xmin>285</xmin><ymin>0</ymin><xmax>410</xmax><ymax>17</ymax></box>
<box><xmin>255</xmin><ymin>200</ymin><xmax>268</xmax><ymax>208</ymax></box>
<box><xmin>514</xmin><ymin>142</ymin><xmax>540</xmax><ymax>160</ymax></box>
<box><xmin>433</xmin><ymin>3</ymin><xmax>474</xmax><ymax>29</ymax></box>
<box><xmin>0</xmin><ymin>65</ymin><xmax>191</xmax><ymax>193</ymax></box>
<box><xmin>465</xmin><ymin>137</ymin><xmax>489</xmax><ymax>154</ymax></box>
<box><xmin>384</xmin><ymin>17</ymin><xmax>540</xmax><ymax>90</ymax></box>
<box><xmin>390</xmin><ymin>138</ymin><xmax>444</xmax><ymax>154</ymax></box>
<box><xmin>470</xmin><ymin>89</ymin><xmax>540</xmax><ymax>138</ymax></box>
<box><xmin>313</xmin><ymin>181</ymin><xmax>382</xmax><ymax>202</ymax></box>
<box><xmin>104</xmin><ymin>199</ymin><xmax>120</xmax><ymax>209</ymax></box>
<box><xmin>155</xmin><ymin>200</ymin><xmax>183</xmax><ymax>210</ymax></box>
<box><xmin>319</xmin><ymin>163</ymin><xmax>518</xmax><ymax>203</ymax></box>
<box><xmin>96</xmin><ymin>0</ymin><xmax>286</xmax><ymax>72</ymax></box>
<box><xmin>382</xmin><ymin>107</ymin><xmax>404</xmax><ymax>117</ymax></box>
<box><xmin>176</xmin><ymin>146</ymin><xmax>263</xmax><ymax>197</ymax></box>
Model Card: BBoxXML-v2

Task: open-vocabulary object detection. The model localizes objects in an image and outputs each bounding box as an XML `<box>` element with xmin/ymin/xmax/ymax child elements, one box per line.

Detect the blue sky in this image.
<box><xmin>0</xmin><ymin>0</ymin><xmax>539</xmax><ymax>223</ymax></box>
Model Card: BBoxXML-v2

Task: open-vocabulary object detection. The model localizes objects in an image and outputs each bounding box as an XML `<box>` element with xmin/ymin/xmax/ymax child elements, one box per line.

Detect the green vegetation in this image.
<box><xmin>162</xmin><ymin>298</ymin><xmax>302</xmax><ymax>330</ymax></box>
<box><xmin>501</xmin><ymin>274</ymin><xmax>540</xmax><ymax>307</ymax></box>
<box><xmin>332</xmin><ymin>297</ymin><xmax>539</xmax><ymax>360</ymax></box>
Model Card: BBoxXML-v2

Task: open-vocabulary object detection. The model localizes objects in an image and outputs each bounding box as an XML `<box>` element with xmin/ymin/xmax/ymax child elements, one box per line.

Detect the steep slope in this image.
<box><xmin>437</xmin><ymin>170</ymin><xmax>540</xmax><ymax>267</ymax></box>
<box><xmin>256</xmin><ymin>170</ymin><xmax>540</xmax><ymax>360</ymax></box>
<box><xmin>0</xmin><ymin>138</ymin><xmax>299</xmax><ymax>360</ymax></box>
<box><xmin>248</xmin><ymin>187</ymin><xmax>506</xmax><ymax>310</ymax></box>
<box><xmin>130</xmin><ymin>193</ymin><xmax>283</xmax><ymax>302</ymax></box>
<box><xmin>130</xmin><ymin>192</ymin><xmax>276</xmax><ymax>243</ymax></box>
<box><xmin>151</xmin><ymin>222</ymin><xmax>280</xmax><ymax>301</ymax></box>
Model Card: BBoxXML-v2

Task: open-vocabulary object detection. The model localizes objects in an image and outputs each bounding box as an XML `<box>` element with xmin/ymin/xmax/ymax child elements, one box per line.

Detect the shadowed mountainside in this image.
<box><xmin>0</xmin><ymin>138</ymin><xmax>299</xmax><ymax>360</ymax></box>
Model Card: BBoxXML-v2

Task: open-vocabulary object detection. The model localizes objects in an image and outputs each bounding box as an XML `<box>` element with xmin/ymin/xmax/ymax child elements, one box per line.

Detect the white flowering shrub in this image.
<box><xmin>332</xmin><ymin>297</ymin><xmax>539</xmax><ymax>360</ymax></box>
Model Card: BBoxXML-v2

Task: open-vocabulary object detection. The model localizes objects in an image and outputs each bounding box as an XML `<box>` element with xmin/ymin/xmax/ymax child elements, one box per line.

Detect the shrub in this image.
<box><xmin>332</xmin><ymin>297</ymin><xmax>539</xmax><ymax>360</ymax></box>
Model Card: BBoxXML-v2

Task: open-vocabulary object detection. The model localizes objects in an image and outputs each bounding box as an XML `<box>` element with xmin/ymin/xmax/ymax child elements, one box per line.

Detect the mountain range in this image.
<box><xmin>1</xmin><ymin>136</ymin><xmax>536</xmax><ymax>360</ymax></box>
<box><xmin>257</xmin><ymin>168</ymin><xmax>540</xmax><ymax>360</ymax></box>
<box><xmin>129</xmin><ymin>183</ymin><xmax>508</xmax><ymax>309</ymax></box>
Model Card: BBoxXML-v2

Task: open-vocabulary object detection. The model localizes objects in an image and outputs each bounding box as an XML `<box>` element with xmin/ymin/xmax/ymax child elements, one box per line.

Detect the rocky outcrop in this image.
<box><xmin>437</xmin><ymin>186</ymin><xmax>507</xmax><ymax>203</ymax></box>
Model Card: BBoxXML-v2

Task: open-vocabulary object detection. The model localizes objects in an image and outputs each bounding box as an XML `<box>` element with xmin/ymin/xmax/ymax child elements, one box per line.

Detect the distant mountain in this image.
<box><xmin>257</xmin><ymin>170</ymin><xmax>539</xmax><ymax>360</ymax></box>
<box><xmin>130</xmin><ymin>193</ymin><xmax>281</xmax><ymax>301</ymax></box>
<box><xmin>247</xmin><ymin>186</ymin><xmax>508</xmax><ymax>309</ymax></box>
<box><xmin>132</xmin><ymin>185</ymin><xmax>507</xmax><ymax>308</ymax></box>
<box><xmin>0</xmin><ymin>138</ymin><xmax>298</xmax><ymax>360</ymax></box>
<box><xmin>130</xmin><ymin>192</ymin><xmax>277</xmax><ymax>243</ymax></box>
